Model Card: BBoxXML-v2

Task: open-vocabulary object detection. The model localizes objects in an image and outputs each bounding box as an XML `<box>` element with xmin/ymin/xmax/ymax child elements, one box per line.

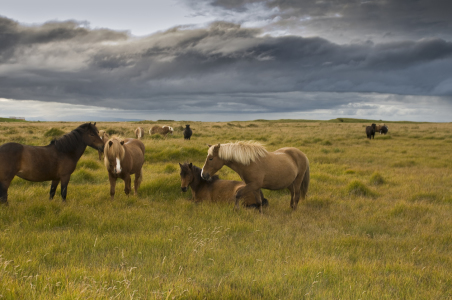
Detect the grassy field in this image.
<box><xmin>0</xmin><ymin>119</ymin><xmax>451</xmax><ymax>299</ymax></box>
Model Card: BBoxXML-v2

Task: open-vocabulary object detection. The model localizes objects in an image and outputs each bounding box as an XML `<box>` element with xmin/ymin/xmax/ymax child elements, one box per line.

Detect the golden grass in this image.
<box><xmin>0</xmin><ymin>120</ymin><xmax>451</xmax><ymax>299</ymax></box>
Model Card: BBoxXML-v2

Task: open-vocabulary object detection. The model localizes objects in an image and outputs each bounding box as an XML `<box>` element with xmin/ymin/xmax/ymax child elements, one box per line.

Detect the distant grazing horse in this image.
<box><xmin>0</xmin><ymin>123</ymin><xmax>104</xmax><ymax>204</ymax></box>
<box><xmin>380</xmin><ymin>125</ymin><xmax>388</xmax><ymax>135</ymax></box>
<box><xmin>104</xmin><ymin>137</ymin><xmax>145</xmax><ymax>200</ymax></box>
<box><xmin>98</xmin><ymin>130</ymin><xmax>109</xmax><ymax>160</ymax></box>
<box><xmin>150</xmin><ymin>125</ymin><xmax>173</xmax><ymax>137</ymax></box>
<box><xmin>183</xmin><ymin>125</ymin><xmax>193</xmax><ymax>140</ymax></box>
<box><xmin>201</xmin><ymin>141</ymin><xmax>309</xmax><ymax>212</ymax></box>
<box><xmin>179</xmin><ymin>163</ymin><xmax>268</xmax><ymax>209</ymax></box>
<box><xmin>135</xmin><ymin>127</ymin><xmax>145</xmax><ymax>139</ymax></box>
<box><xmin>366</xmin><ymin>123</ymin><xmax>376</xmax><ymax>139</ymax></box>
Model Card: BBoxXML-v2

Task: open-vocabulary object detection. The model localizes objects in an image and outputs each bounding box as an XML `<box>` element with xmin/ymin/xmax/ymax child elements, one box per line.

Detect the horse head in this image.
<box><xmin>201</xmin><ymin>143</ymin><xmax>224</xmax><ymax>181</ymax></box>
<box><xmin>81</xmin><ymin>122</ymin><xmax>104</xmax><ymax>152</ymax></box>
<box><xmin>179</xmin><ymin>162</ymin><xmax>193</xmax><ymax>192</ymax></box>
<box><xmin>104</xmin><ymin>137</ymin><xmax>125</xmax><ymax>174</ymax></box>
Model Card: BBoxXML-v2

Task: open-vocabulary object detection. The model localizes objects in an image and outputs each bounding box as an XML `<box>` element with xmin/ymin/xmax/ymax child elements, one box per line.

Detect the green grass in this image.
<box><xmin>0</xmin><ymin>120</ymin><xmax>452</xmax><ymax>299</ymax></box>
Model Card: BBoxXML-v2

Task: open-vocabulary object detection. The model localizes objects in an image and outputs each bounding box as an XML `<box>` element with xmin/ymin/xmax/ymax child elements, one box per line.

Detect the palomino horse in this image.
<box><xmin>201</xmin><ymin>141</ymin><xmax>309</xmax><ymax>212</ymax></box>
<box><xmin>150</xmin><ymin>125</ymin><xmax>173</xmax><ymax>137</ymax></box>
<box><xmin>98</xmin><ymin>130</ymin><xmax>109</xmax><ymax>160</ymax></box>
<box><xmin>135</xmin><ymin>127</ymin><xmax>145</xmax><ymax>139</ymax></box>
<box><xmin>104</xmin><ymin>137</ymin><xmax>145</xmax><ymax>200</ymax></box>
<box><xmin>179</xmin><ymin>162</ymin><xmax>268</xmax><ymax>208</ymax></box>
<box><xmin>0</xmin><ymin>122</ymin><xmax>104</xmax><ymax>204</ymax></box>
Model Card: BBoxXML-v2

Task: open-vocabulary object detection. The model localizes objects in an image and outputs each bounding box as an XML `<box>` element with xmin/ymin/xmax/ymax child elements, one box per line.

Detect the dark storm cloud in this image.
<box><xmin>188</xmin><ymin>0</ymin><xmax>452</xmax><ymax>42</ymax></box>
<box><xmin>1</xmin><ymin>16</ymin><xmax>451</xmax><ymax>114</ymax></box>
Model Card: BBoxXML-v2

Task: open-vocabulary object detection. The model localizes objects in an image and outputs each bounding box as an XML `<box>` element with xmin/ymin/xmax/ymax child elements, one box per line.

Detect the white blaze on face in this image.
<box><xmin>115</xmin><ymin>157</ymin><xmax>122</xmax><ymax>174</ymax></box>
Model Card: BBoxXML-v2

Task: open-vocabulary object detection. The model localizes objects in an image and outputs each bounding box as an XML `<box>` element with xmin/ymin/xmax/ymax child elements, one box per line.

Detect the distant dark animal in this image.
<box><xmin>135</xmin><ymin>127</ymin><xmax>145</xmax><ymax>139</ymax></box>
<box><xmin>104</xmin><ymin>137</ymin><xmax>145</xmax><ymax>200</ymax></box>
<box><xmin>380</xmin><ymin>125</ymin><xmax>388</xmax><ymax>135</ymax></box>
<box><xmin>150</xmin><ymin>125</ymin><xmax>173</xmax><ymax>137</ymax></box>
<box><xmin>98</xmin><ymin>130</ymin><xmax>109</xmax><ymax>160</ymax></box>
<box><xmin>179</xmin><ymin>162</ymin><xmax>268</xmax><ymax>209</ymax></box>
<box><xmin>366</xmin><ymin>124</ymin><xmax>376</xmax><ymax>139</ymax></box>
<box><xmin>0</xmin><ymin>123</ymin><xmax>104</xmax><ymax>204</ymax></box>
<box><xmin>201</xmin><ymin>141</ymin><xmax>309</xmax><ymax>212</ymax></box>
<box><xmin>183</xmin><ymin>125</ymin><xmax>193</xmax><ymax>140</ymax></box>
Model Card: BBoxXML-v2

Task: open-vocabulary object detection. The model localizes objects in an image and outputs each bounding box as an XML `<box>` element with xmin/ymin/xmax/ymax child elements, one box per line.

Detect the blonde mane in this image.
<box><xmin>104</xmin><ymin>136</ymin><xmax>125</xmax><ymax>169</ymax></box>
<box><xmin>208</xmin><ymin>141</ymin><xmax>268</xmax><ymax>165</ymax></box>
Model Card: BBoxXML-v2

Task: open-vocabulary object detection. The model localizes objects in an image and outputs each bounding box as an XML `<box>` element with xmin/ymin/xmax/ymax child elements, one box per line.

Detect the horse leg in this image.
<box><xmin>288</xmin><ymin>184</ymin><xmax>295</xmax><ymax>209</ymax></box>
<box><xmin>235</xmin><ymin>183</ymin><xmax>262</xmax><ymax>212</ymax></box>
<box><xmin>109</xmin><ymin>173</ymin><xmax>116</xmax><ymax>200</ymax></box>
<box><xmin>124</xmin><ymin>174</ymin><xmax>132</xmax><ymax>196</ymax></box>
<box><xmin>60</xmin><ymin>175</ymin><xmax>71</xmax><ymax>201</ymax></box>
<box><xmin>134</xmin><ymin>169</ymin><xmax>143</xmax><ymax>196</ymax></box>
<box><xmin>49</xmin><ymin>180</ymin><xmax>60</xmax><ymax>200</ymax></box>
<box><xmin>0</xmin><ymin>180</ymin><xmax>12</xmax><ymax>205</ymax></box>
<box><xmin>291</xmin><ymin>167</ymin><xmax>309</xmax><ymax>210</ymax></box>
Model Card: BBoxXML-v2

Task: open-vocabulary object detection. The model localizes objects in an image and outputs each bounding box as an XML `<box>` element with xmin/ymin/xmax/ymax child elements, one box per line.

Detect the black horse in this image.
<box><xmin>380</xmin><ymin>125</ymin><xmax>388</xmax><ymax>135</ymax></box>
<box><xmin>0</xmin><ymin>123</ymin><xmax>104</xmax><ymax>204</ymax></box>
<box><xmin>366</xmin><ymin>123</ymin><xmax>376</xmax><ymax>139</ymax></box>
<box><xmin>183</xmin><ymin>125</ymin><xmax>193</xmax><ymax>140</ymax></box>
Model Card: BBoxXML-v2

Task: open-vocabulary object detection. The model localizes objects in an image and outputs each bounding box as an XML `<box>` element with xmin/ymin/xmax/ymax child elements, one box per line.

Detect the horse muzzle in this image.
<box><xmin>181</xmin><ymin>187</ymin><xmax>188</xmax><ymax>192</ymax></box>
<box><xmin>98</xmin><ymin>145</ymin><xmax>105</xmax><ymax>152</ymax></box>
<box><xmin>201</xmin><ymin>173</ymin><xmax>212</xmax><ymax>182</ymax></box>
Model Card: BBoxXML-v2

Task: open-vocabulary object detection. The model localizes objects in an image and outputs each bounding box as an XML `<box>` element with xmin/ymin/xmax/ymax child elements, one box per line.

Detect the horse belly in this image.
<box><xmin>17</xmin><ymin>148</ymin><xmax>59</xmax><ymax>182</ymax></box>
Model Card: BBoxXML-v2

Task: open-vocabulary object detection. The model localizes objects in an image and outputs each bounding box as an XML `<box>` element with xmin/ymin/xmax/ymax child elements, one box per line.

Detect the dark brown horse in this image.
<box><xmin>179</xmin><ymin>162</ymin><xmax>268</xmax><ymax>208</ymax></box>
<box><xmin>366</xmin><ymin>123</ymin><xmax>376</xmax><ymax>139</ymax></box>
<box><xmin>0</xmin><ymin>122</ymin><xmax>104</xmax><ymax>204</ymax></box>
<box><xmin>201</xmin><ymin>141</ymin><xmax>309</xmax><ymax>212</ymax></box>
<box><xmin>104</xmin><ymin>137</ymin><xmax>145</xmax><ymax>199</ymax></box>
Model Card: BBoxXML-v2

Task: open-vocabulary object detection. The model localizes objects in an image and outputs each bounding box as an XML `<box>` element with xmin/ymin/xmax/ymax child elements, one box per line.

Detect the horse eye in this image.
<box><xmin>209</xmin><ymin>158</ymin><xmax>213</xmax><ymax>161</ymax></box>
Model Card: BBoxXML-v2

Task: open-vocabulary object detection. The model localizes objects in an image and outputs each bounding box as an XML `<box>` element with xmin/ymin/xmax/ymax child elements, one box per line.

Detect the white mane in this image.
<box><xmin>208</xmin><ymin>141</ymin><xmax>268</xmax><ymax>165</ymax></box>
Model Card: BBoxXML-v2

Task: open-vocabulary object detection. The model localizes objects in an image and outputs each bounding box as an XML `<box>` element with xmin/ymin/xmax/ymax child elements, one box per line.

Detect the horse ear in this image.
<box><xmin>207</xmin><ymin>144</ymin><xmax>212</xmax><ymax>148</ymax></box>
<box><xmin>216</xmin><ymin>143</ymin><xmax>220</xmax><ymax>148</ymax></box>
<box><xmin>189</xmin><ymin>163</ymin><xmax>192</xmax><ymax>168</ymax></box>
<box><xmin>93</xmin><ymin>122</ymin><xmax>96</xmax><ymax>126</ymax></box>
<box><xmin>109</xmin><ymin>141</ymin><xmax>113</xmax><ymax>146</ymax></box>
<box><xmin>120</xmin><ymin>141</ymin><xmax>125</xmax><ymax>145</ymax></box>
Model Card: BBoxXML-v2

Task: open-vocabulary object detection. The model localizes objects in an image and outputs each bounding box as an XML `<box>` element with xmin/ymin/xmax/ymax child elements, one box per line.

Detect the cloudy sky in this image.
<box><xmin>1</xmin><ymin>0</ymin><xmax>451</xmax><ymax>121</ymax></box>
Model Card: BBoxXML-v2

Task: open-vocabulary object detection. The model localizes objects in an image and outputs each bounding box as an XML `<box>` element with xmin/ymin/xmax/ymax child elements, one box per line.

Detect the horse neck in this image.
<box><xmin>189</xmin><ymin>167</ymin><xmax>205</xmax><ymax>193</ymax></box>
<box><xmin>225</xmin><ymin>160</ymin><xmax>246</xmax><ymax>180</ymax></box>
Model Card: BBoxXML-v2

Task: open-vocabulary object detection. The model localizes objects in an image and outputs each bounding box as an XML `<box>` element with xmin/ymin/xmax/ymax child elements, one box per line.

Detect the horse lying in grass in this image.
<box><xmin>135</xmin><ymin>127</ymin><xmax>144</xmax><ymax>139</ymax></box>
<box><xmin>201</xmin><ymin>141</ymin><xmax>309</xmax><ymax>212</ymax></box>
<box><xmin>0</xmin><ymin>122</ymin><xmax>104</xmax><ymax>204</ymax></box>
<box><xmin>98</xmin><ymin>130</ymin><xmax>109</xmax><ymax>160</ymax></box>
<box><xmin>150</xmin><ymin>125</ymin><xmax>173</xmax><ymax>137</ymax></box>
<box><xmin>104</xmin><ymin>137</ymin><xmax>145</xmax><ymax>200</ymax></box>
<box><xmin>179</xmin><ymin>162</ymin><xmax>268</xmax><ymax>209</ymax></box>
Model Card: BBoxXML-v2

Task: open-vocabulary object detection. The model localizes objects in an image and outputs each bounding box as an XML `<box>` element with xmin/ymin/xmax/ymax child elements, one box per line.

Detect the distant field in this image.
<box><xmin>0</xmin><ymin>120</ymin><xmax>451</xmax><ymax>299</ymax></box>
<box><xmin>0</xmin><ymin>117</ymin><xmax>26</xmax><ymax>123</ymax></box>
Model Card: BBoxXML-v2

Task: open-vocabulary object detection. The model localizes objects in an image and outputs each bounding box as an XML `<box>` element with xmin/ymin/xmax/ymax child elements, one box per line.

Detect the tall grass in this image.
<box><xmin>0</xmin><ymin>120</ymin><xmax>451</xmax><ymax>299</ymax></box>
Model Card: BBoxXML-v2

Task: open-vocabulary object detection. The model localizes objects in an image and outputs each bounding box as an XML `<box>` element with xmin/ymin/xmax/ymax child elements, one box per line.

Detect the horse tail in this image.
<box><xmin>301</xmin><ymin>163</ymin><xmax>310</xmax><ymax>200</ymax></box>
<box><xmin>0</xmin><ymin>181</ymin><xmax>5</xmax><ymax>203</ymax></box>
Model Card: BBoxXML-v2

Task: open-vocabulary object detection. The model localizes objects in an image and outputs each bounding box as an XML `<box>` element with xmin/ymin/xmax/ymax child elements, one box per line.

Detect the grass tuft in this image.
<box><xmin>44</xmin><ymin>128</ymin><xmax>65</xmax><ymax>137</ymax></box>
<box><xmin>346</xmin><ymin>180</ymin><xmax>376</xmax><ymax>197</ymax></box>
<box><xmin>370</xmin><ymin>172</ymin><xmax>385</xmax><ymax>185</ymax></box>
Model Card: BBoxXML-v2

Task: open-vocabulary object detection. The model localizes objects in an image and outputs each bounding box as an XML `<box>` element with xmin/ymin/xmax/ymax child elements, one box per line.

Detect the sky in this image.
<box><xmin>1</xmin><ymin>0</ymin><xmax>451</xmax><ymax>122</ymax></box>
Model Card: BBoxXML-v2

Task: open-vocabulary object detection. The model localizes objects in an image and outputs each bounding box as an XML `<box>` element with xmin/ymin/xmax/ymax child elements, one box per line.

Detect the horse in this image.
<box><xmin>179</xmin><ymin>162</ymin><xmax>268</xmax><ymax>209</ymax></box>
<box><xmin>183</xmin><ymin>125</ymin><xmax>193</xmax><ymax>140</ymax></box>
<box><xmin>150</xmin><ymin>125</ymin><xmax>173</xmax><ymax>137</ymax></box>
<box><xmin>98</xmin><ymin>130</ymin><xmax>109</xmax><ymax>160</ymax></box>
<box><xmin>0</xmin><ymin>122</ymin><xmax>104</xmax><ymax>204</ymax></box>
<box><xmin>200</xmin><ymin>141</ymin><xmax>309</xmax><ymax>212</ymax></box>
<box><xmin>135</xmin><ymin>127</ymin><xmax>145</xmax><ymax>139</ymax></box>
<box><xmin>380</xmin><ymin>125</ymin><xmax>388</xmax><ymax>135</ymax></box>
<box><xmin>366</xmin><ymin>123</ymin><xmax>376</xmax><ymax>139</ymax></box>
<box><xmin>104</xmin><ymin>137</ymin><xmax>145</xmax><ymax>200</ymax></box>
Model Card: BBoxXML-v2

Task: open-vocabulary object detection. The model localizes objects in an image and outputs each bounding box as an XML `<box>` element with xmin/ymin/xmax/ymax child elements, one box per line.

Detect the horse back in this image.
<box><xmin>123</xmin><ymin>139</ymin><xmax>145</xmax><ymax>173</ymax></box>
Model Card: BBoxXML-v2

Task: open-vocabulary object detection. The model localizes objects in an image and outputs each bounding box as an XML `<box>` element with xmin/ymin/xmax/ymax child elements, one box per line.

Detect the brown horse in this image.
<box><xmin>135</xmin><ymin>127</ymin><xmax>145</xmax><ymax>139</ymax></box>
<box><xmin>0</xmin><ymin>122</ymin><xmax>104</xmax><ymax>204</ymax></box>
<box><xmin>201</xmin><ymin>141</ymin><xmax>309</xmax><ymax>212</ymax></box>
<box><xmin>98</xmin><ymin>130</ymin><xmax>109</xmax><ymax>160</ymax></box>
<box><xmin>150</xmin><ymin>125</ymin><xmax>173</xmax><ymax>137</ymax></box>
<box><xmin>179</xmin><ymin>162</ymin><xmax>268</xmax><ymax>208</ymax></box>
<box><xmin>104</xmin><ymin>137</ymin><xmax>145</xmax><ymax>200</ymax></box>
